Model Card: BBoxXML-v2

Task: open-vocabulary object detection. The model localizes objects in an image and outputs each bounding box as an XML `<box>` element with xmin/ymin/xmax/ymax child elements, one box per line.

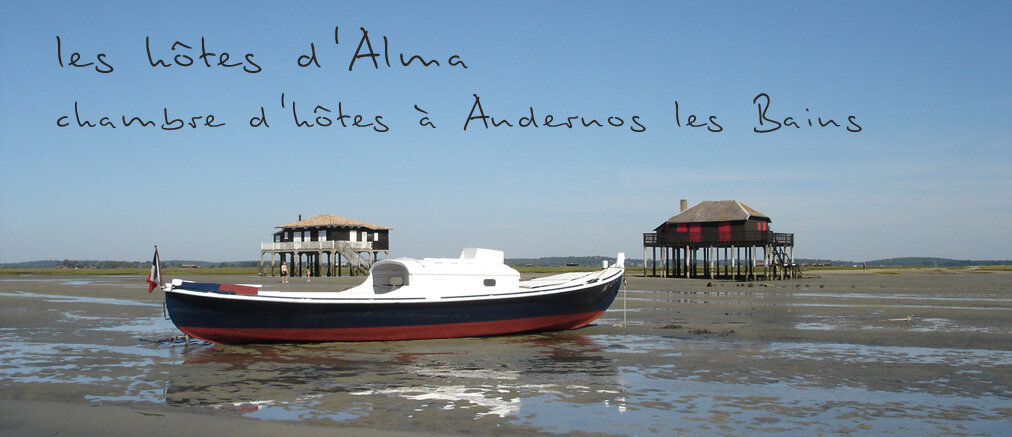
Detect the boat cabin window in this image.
<box><xmin>484</xmin><ymin>279</ymin><xmax>496</xmax><ymax>287</ymax></box>
<box><xmin>372</xmin><ymin>262</ymin><xmax>409</xmax><ymax>293</ymax></box>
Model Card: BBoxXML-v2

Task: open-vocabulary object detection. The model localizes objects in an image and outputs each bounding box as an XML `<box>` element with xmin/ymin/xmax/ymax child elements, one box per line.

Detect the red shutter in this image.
<box><xmin>719</xmin><ymin>222</ymin><xmax>731</xmax><ymax>241</ymax></box>
<box><xmin>689</xmin><ymin>224</ymin><xmax>702</xmax><ymax>242</ymax></box>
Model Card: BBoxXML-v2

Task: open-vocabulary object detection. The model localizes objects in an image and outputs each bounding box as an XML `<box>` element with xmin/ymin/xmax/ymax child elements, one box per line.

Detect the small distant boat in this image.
<box><xmin>164</xmin><ymin>248</ymin><xmax>625</xmax><ymax>344</ymax></box>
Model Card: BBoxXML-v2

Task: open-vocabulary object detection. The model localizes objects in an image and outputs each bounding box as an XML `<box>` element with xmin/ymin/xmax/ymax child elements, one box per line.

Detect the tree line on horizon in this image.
<box><xmin>0</xmin><ymin>260</ymin><xmax>262</xmax><ymax>269</ymax></box>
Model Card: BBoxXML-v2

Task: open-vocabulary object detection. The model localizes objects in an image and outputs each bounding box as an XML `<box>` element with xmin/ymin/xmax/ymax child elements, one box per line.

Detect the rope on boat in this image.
<box><xmin>162</xmin><ymin>296</ymin><xmax>191</xmax><ymax>345</ymax></box>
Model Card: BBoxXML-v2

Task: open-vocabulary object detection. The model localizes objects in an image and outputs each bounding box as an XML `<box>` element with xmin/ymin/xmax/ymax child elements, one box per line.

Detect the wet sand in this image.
<box><xmin>0</xmin><ymin>270</ymin><xmax>1009</xmax><ymax>435</ymax></box>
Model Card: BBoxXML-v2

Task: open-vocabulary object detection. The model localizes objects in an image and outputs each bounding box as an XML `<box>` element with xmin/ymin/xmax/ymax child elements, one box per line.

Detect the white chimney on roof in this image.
<box><xmin>680</xmin><ymin>199</ymin><xmax>688</xmax><ymax>212</ymax></box>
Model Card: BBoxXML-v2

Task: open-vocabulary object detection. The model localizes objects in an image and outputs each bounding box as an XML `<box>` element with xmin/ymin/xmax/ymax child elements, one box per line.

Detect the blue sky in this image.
<box><xmin>1</xmin><ymin>1</ymin><xmax>1009</xmax><ymax>262</ymax></box>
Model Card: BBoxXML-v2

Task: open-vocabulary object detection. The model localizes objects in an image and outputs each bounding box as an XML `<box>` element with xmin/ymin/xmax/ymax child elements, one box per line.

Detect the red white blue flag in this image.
<box><xmin>146</xmin><ymin>246</ymin><xmax>161</xmax><ymax>293</ymax></box>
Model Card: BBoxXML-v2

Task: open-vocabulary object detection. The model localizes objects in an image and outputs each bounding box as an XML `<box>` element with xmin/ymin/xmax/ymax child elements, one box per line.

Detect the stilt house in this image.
<box><xmin>643</xmin><ymin>200</ymin><xmax>796</xmax><ymax>280</ymax></box>
<box><xmin>260</xmin><ymin>214</ymin><xmax>391</xmax><ymax>277</ymax></box>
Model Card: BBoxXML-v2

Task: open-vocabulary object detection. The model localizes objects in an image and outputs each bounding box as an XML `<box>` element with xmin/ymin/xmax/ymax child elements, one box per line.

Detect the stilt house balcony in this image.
<box><xmin>643</xmin><ymin>231</ymin><xmax>793</xmax><ymax>248</ymax></box>
<box><xmin>260</xmin><ymin>241</ymin><xmax>373</xmax><ymax>252</ymax></box>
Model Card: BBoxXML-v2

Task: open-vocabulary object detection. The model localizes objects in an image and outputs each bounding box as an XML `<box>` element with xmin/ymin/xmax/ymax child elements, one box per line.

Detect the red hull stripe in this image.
<box><xmin>179</xmin><ymin>311</ymin><xmax>605</xmax><ymax>344</ymax></box>
<box><xmin>218</xmin><ymin>283</ymin><xmax>259</xmax><ymax>295</ymax></box>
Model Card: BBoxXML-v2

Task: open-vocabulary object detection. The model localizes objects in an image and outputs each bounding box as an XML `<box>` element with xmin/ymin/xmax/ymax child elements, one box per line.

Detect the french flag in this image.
<box><xmin>146</xmin><ymin>246</ymin><xmax>161</xmax><ymax>293</ymax></box>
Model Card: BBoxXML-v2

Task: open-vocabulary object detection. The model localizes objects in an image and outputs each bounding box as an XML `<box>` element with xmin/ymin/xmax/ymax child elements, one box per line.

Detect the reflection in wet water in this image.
<box><xmin>158</xmin><ymin>333</ymin><xmax>628</xmax><ymax>428</ymax></box>
<box><xmin>0</xmin><ymin>279</ymin><xmax>1010</xmax><ymax>435</ymax></box>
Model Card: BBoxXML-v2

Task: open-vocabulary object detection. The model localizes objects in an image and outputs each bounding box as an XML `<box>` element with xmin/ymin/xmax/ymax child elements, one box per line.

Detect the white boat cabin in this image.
<box><xmin>369</xmin><ymin>248</ymin><xmax>520</xmax><ymax>296</ymax></box>
<box><xmin>252</xmin><ymin>248</ymin><xmax>523</xmax><ymax>301</ymax></box>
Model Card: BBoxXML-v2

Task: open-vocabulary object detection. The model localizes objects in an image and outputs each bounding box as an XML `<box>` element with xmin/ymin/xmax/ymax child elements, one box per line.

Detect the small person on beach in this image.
<box><xmin>280</xmin><ymin>261</ymin><xmax>288</xmax><ymax>284</ymax></box>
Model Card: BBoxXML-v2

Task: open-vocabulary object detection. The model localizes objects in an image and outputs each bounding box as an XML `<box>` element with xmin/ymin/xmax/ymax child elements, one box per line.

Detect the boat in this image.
<box><xmin>164</xmin><ymin>248</ymin><xmax>625</xmax><ymax>344</ymax></box>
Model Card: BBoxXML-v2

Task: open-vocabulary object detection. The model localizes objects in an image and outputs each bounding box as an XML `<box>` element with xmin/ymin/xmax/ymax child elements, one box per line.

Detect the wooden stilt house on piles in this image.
<box><xmin>643</xmin><ymin>200</ymin><xmax>797</xmax><ymax>280</ymax></box>
<box><xmin>260</xmin><ymin>214</ymin><xmax>391</xmax><ymax>277</ymax></box>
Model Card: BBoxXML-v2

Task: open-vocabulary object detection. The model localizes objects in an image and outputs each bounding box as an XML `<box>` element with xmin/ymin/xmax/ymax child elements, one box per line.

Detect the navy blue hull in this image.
<box><xmin>166</xmin><ymin>273</ymin><xmax>622</xmax><ymax>344</ymax></box>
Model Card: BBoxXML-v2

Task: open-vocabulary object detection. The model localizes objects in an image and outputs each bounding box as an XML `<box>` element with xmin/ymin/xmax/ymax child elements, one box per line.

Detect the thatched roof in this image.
<box><xmin>661</xmin><ymin>200</ymin><xmax>770</xmax><ymax>225</ymax></box>
<box><xmin>276</xmin><ymin>214</ymin><xmax>392</xmax><ymax>230</ymax></box>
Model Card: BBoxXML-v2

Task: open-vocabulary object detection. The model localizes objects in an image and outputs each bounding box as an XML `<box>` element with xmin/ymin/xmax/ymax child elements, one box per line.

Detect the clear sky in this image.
<box><xmin>1</xmin><ymin>1</ymin><xmax>1009</xmax><ymax>262</ymax></box>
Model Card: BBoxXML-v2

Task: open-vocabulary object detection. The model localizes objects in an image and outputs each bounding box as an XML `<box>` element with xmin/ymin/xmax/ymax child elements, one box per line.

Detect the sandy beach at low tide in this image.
<box><xmin>1</xmin><ymin>269</ymin><xmax>1009</xmax><ymax>435</ymax></box>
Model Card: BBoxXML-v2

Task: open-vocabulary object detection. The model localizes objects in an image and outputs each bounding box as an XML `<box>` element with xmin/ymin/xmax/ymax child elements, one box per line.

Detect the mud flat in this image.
<box><xmin>0</xmin><ymin>270</ymin><xmax>1009</xmax><ymax>435</ymax></box>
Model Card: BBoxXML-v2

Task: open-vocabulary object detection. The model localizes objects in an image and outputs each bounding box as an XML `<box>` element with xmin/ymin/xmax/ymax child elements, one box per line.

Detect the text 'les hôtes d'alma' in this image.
<box><xmin>55</xmin><ymin>27</ymin><xmax>468</xmax><ymax>74</ymax></box>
